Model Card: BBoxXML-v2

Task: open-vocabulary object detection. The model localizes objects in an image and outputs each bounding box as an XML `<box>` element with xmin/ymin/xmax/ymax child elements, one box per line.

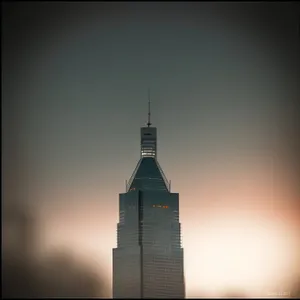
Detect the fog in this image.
<box><xmin>2</xmin><ymin>201</ymin><xmax>299</xmax><ymax>298</ymax></box>
<box><xmin>2</xmin><ymin>202</ymin><xmax>108</xmax><ymax>298</ymax></box>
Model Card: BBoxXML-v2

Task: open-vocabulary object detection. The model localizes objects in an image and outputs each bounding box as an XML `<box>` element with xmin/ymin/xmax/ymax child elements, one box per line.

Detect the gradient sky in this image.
<box><xmin>2</xmin><ymin>2</ymin><xmax>300</xmax><ymax>297</ymax></box>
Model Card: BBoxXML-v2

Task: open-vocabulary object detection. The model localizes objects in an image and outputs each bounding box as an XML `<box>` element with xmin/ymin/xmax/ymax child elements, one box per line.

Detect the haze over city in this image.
<box><xmin>2</xmin><ymin>2</ymin><xmax>300</xmax><ymax>298</ymax></box>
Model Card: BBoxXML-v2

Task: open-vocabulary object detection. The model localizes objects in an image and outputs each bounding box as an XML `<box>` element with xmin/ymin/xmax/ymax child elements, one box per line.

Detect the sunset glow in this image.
<box><xmin>184</xmin><ymin>214</ymin><xmax>293</xmax><ymax>297</ymax></box>
<box><xmin>37</xmin><ymin>168</ymin><xmax>299</xmax><ymax>298</ymax></box>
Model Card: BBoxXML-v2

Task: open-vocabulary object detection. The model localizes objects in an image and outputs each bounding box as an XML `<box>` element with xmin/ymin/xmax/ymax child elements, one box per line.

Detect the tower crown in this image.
<box><xmin>141</xmin><ymin>127</ymin><xmax>157</xmax><ymax>158</ymax></box>
<box><xmin>126</xmin><ymin>91</ymin><xmax>170</xmax><ymax>192</ymax></box>
<box><xmin>141</xmin><ymin>89</ymin><xmax>156</xmax><ymax>158</ymax></box>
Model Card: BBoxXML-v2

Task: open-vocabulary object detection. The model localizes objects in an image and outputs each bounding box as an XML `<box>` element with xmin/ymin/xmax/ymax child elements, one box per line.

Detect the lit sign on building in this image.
<box><xmin>152</xmin><ymin>204</ymin><xmax>169</xmax><ymax>208</ymax></box>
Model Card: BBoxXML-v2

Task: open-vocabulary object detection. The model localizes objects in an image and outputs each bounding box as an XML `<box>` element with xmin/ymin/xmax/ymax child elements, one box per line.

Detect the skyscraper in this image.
<box><xmin>112</xmin><ymin>96</ymin><xmax>185</xmax><ymax>298</ymax></box>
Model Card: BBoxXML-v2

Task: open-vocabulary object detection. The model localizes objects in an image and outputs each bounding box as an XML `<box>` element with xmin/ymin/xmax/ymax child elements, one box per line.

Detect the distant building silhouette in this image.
<box><xmin>112</xmin><ymin>95</ymin><xmax>185</xmax><ymax>298</ymax></box>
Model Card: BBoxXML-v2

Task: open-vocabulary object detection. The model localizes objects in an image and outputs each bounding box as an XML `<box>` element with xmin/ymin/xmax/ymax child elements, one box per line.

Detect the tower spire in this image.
<box><xmin>147</xmin><ymin>88</ymin><xmax>152</xmax><ymax>127</ymax></box>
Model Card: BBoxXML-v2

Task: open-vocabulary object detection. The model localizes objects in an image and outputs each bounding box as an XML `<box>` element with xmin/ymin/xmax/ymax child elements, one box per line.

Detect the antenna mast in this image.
<box><xmin>147</xmin><ymin>88</ymin><xmax>152</xmax><ymax>127</ymax></box>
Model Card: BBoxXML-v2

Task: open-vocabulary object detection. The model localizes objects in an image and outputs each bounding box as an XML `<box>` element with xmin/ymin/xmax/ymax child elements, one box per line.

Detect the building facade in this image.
<box><xmin>112</xmin><ymin>114</ymin><xmax>185</xmax><ymax>298</ymax></box>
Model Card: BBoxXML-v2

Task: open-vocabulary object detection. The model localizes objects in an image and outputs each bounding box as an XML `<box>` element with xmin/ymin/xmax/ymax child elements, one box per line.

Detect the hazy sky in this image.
<box><xmin>2</xmin><ymin>2</ymin><xmax>300</xmax><ymax>297</ymax></box>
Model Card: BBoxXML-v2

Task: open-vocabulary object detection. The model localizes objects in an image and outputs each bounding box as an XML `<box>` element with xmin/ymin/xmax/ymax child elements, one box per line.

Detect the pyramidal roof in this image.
<box><xmin>126</xmin><ymin>92</ymin><xmax>170</xmax><ymax>192</ymax></box>
<box><xmin>127</xmin><ymin>157</ymin><xmax>170</xmax><ymax>192</ymax></box>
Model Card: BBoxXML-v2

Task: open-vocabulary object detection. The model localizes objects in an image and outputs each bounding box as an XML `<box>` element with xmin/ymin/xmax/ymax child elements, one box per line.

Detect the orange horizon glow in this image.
<box><xmin>30</xmin><ymin>158</ymin><xmax>299</xmax><ymax>298</ymax></box>
<box><xmin>183</xmin><ymin>212</ymin><xmax>296</xmax><ymax>297</ymax></box>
